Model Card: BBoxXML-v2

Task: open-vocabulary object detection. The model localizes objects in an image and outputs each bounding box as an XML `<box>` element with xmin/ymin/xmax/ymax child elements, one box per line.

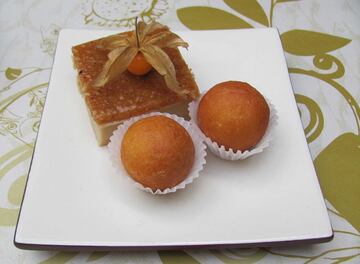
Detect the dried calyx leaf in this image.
<box><xmin>94</xmin><ymin>18</ymin><xmax>189</xmax><ymax>98</ymax></box>
<box><xmin>94</xmin><ymin>47</ymin><xmax>137</xmax><ymax>87</ymax></box>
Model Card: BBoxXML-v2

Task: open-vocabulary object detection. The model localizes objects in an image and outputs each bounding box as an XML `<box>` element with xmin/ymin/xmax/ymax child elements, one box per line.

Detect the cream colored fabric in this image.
<box><xmin>0</xmin><ymin>0</ymin><xmax>359</xmax><ymax>263</ymax></box>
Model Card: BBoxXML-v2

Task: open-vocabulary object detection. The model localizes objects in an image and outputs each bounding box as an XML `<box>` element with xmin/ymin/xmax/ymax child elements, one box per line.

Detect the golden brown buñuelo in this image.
<box><xmin>121</xmin><ymin>115</ymin><xmax>195</xmax><ymax>191</ymax></box>
<box><xmin>197</xmin><ymin>81</ymin><xmax>270</xmax><ymax>152</ymax></box>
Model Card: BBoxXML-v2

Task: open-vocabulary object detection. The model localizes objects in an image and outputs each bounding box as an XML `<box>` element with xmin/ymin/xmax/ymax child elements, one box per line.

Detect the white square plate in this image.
<box><xmin>14</xmin><ymin>28</ymin><xmax>333</xmax><ymax>250</ymax></box>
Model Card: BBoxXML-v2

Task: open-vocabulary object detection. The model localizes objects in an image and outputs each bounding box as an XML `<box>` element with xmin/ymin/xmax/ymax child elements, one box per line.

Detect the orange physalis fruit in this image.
<box><xmin>94</xmin><ymin>18</ymin><xmax>189</xmax><ymax>97</ymax></box>
<box><xmin>127</xmin><ymin>52</ymin><xmax>152</xmax><ymax>75</ymax></box>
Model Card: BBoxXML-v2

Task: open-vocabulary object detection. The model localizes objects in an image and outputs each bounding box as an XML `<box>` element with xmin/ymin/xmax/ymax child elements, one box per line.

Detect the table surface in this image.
<box><xmin>0</xmin><ymin>0</ymin><xmax>359</xmax><ymax>263</ymax></box>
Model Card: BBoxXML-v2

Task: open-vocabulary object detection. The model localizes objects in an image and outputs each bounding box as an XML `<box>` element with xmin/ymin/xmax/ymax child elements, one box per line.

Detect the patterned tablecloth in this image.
<box><xmin>1</xmin><ymin>0</ymin><xmax>359</xmax><ymax>263</ymax></box>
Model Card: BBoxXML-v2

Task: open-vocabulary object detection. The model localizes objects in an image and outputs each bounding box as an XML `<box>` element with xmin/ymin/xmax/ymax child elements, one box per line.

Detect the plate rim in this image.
<box><xmin>13</xmin><ymin>28</ymin><xmax>333</xmax><ymax>251</ymax></box>
<box><xmin>14</xmin><ymin>235</ymin><xmax>333</xmax><ymax>251</ymax></box>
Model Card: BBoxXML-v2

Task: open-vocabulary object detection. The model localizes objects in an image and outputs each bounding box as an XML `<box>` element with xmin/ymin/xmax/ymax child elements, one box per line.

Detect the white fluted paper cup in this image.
<box><xmin>108</xmin><ymin>112</ymin><xmax>207</xmax><ymax>194</ymax></box>
<box><xmin>188</xmin><ymin>95</ymin><xmax>278</xmax><ymax>161</ymax></box>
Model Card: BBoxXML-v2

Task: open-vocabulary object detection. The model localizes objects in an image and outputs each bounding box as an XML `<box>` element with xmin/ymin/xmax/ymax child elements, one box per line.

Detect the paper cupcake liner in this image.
<box><xmin>188</xmin><ymin>95</ymin><xmax>278</xmax><ymax>161</ymax></box>
<box><xmin>108</xmin><ymin>112</ymin><xmax>207</xmax><ymax>195</ymax></box>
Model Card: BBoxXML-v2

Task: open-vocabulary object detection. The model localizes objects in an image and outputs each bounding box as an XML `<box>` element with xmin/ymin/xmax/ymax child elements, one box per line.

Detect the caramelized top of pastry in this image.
<box><xmin>72</xmin><ymin>37</ymin><xmax>199</xmax><ymax>125</ymax></box>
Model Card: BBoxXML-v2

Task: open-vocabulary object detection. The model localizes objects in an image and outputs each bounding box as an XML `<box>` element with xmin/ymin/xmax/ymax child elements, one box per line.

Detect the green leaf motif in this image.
<box><xmin>224</xmin><ymin>0</ymin><xmax>269</xmax><ymax>26</ymax></box>
<box><xmin>0</xmin><ymin>145</ymin><xmax>33</xmax><ymax>226</ymax></box>
<box><xmin>39</xmin><ymin>252</ymin><xmax>78</xmax><ymax>264</ymax></box>
<box><xmin>281</xmin><ymin>30</ymin><xmax>351</xmax><ymax>56</ymax></box>
<box><xmin>302</xmin><ymin>247</ymin><xmax>360</xmax><ymax>263</ymax></box>
<box><xmin>158</xmin><ymin>250</ymin><xmax>200</xmax><ymax>264</ymax></box>
<box><xmin>295</xmin><ymin>94</ymin><xmax>324</xmax><ymax>143</ymax></box>
<box><xmin>314</xmin><ymin>133</ymin><xmax>360</xmax><ymax>232</ymax></box>
<box><xmin>276</xmin><ymin>0</ymin><xmax>300</xmax><ymax>3</ymax></box>
<box><xmin>211</xmin><ymin>248</ymin><xmax>267</xmax><ymax>263</ymax></box>
<box><xmin>177</xmin><ymin>6</ymin><xmax>253</xmax><ymax>30</ymax></box>
<box><xmin>0</xmin><ymin>208</ymin><xmax>18</xmax><ymax>227</ymax></box>
<box><xmin>0</xmin><ymin>82</ymin><xmax>48</xmax><ymax>113</ymax></box>
<box><xmin>87</xmin><ymin>252</ymin><xmax>109</xmax><ymax>262</ymax></box>
<box><xmin>8</xmin><ymin>175</ymin><xmax>27</xmax><ymax>206</ymax></box>
<box><xmin>5</xmin><ymin>67</ymin><xmax>22</xmax><ymax>80</ymax></box>
<box><xmin>29</xmin><ymin>96</ymin><xmax>35</xmax><ymax>107</ymax></box>
<box><xmin>265</xmin><ymin>246</ymin><xmax>360</xmax><ymax>262</ymax></box>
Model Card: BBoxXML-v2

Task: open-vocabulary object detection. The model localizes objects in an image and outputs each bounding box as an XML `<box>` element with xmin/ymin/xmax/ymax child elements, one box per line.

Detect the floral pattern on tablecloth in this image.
<box><xmin>0</xmin><ymin>0</ymin><xmax>359</xmax><ymax>263</ymax></box>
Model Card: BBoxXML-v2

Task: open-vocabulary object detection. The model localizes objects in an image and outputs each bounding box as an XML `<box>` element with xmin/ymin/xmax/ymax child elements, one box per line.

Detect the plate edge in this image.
<box><xmin>13</xmin><ymin>28</ymin><xmax>334</xmax><ymax>249</ymax></box>
<box><xmin>14</xmin><ymin>234</ymin><xmax>334</xmax><ymax>251</ymax></box>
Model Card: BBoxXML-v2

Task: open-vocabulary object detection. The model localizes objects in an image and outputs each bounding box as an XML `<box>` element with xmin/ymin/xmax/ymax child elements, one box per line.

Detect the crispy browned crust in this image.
<box><xmin>121</xmin><ymin>116</ymin><xmax>195</xmax><ymax>191</ymax></box>
<box><xmin>72</xmin><ymin>35</ymin><xmax>199</xmax><ymax>125</ymax></box>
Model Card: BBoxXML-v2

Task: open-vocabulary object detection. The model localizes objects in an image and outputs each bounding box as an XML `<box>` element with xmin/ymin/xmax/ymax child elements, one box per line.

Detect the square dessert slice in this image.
<box><xmin>72</xmin><ymin>34</ymin><xmax>199</xmax><ymax>146</ymax></box>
